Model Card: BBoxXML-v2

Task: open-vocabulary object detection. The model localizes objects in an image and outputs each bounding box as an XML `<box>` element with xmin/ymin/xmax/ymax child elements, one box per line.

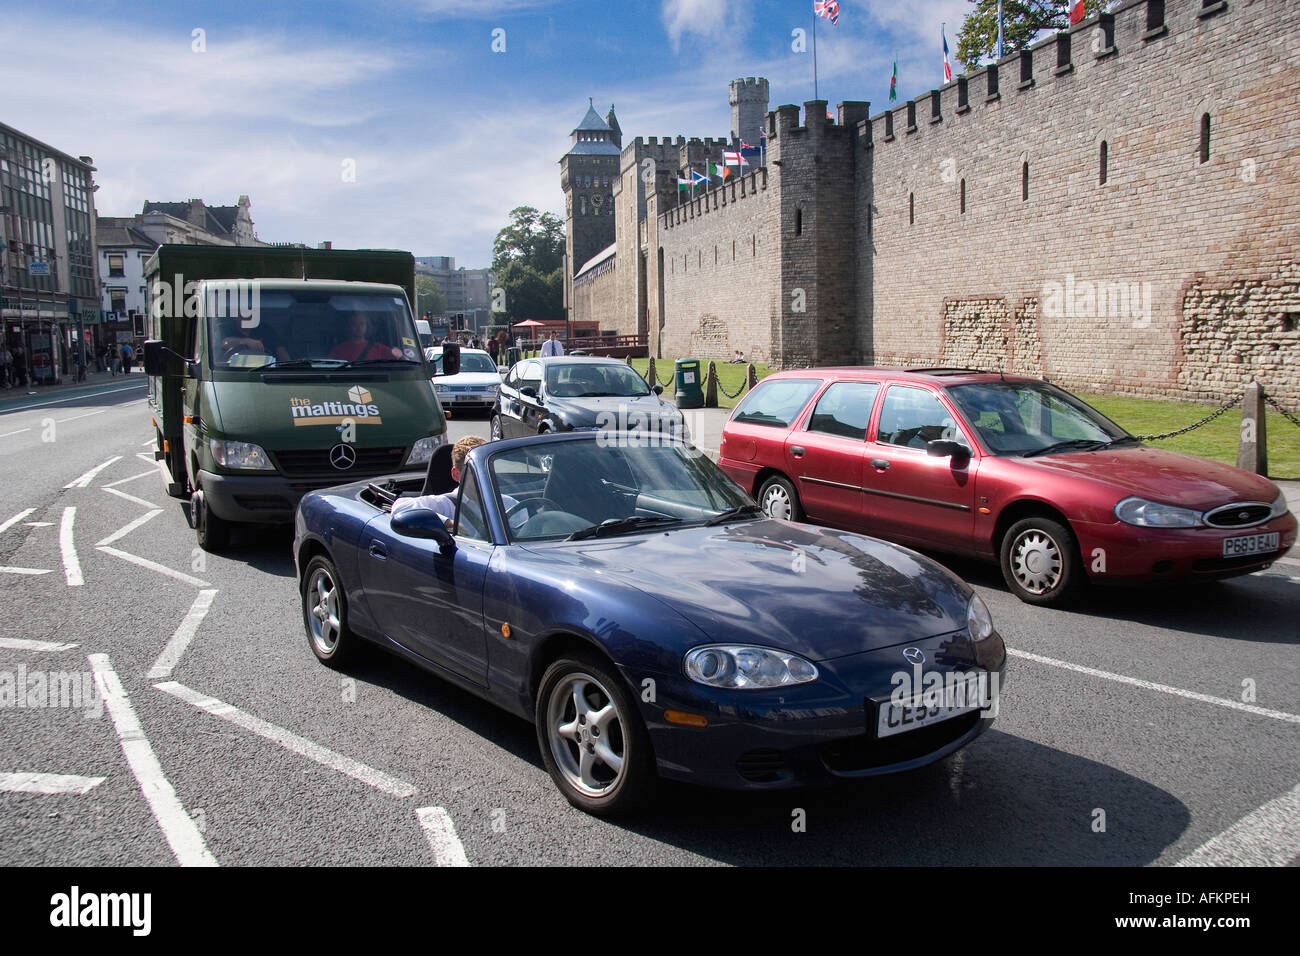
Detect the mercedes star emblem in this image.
<box><xmin>329</xmin><ymin>443</ymin><xmax>357</xmax><ymax>470</ymax></box>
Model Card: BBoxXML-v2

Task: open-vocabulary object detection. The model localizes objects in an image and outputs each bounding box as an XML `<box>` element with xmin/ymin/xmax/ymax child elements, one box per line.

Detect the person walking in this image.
<box><xmin>540</xmin><ymin>330</ymin><xmax>564</xmax><ymax>357</ymax></box>
<box><xmin>0</xmin><ymin>342</ymin><xmax>11</xmax><ymax>389</ymax></box>
<box><xmin>12</xmin><ymin>345</ymin><xmax>28</xmax><ymax>388</ymax></box>
<box><xmin>486</xmin><ymin>334</ymin><xmax>499</xmax><ymax>363</ymax></box>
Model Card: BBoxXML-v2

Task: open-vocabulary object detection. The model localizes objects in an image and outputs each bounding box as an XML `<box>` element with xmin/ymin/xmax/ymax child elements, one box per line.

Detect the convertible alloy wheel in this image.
<box><xmin>536</xmin><ymin>654</ymin><xmax>655</xmax><ymax>816</ymax></box>
<box><xmin>1000</xmin><ymin>516</ymin><xmax>1082</xmax><ymax>607</ymax></box>
<box><xmin>757</xmin><ymin>475</ymin><xmax>803</xmax><ymax>522</ymax></box>
<box><xmin>302</xmin><ymin>555</ymin><xmax>362</xmax><ymax>666</ymax></box>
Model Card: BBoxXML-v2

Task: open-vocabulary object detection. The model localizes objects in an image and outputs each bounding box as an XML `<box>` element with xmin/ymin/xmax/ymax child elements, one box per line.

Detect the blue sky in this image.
<box><xmin>2</xmin><ymin>0</ymin><xmax>973</xmax><ymax>266</ymax></box>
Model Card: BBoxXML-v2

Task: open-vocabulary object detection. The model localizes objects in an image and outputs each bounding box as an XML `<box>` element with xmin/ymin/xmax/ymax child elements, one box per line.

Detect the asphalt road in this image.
<box><xmin>1</xmin><ymin>385</ymin><xmax>1297</xmax><ymax>866</ymax></box>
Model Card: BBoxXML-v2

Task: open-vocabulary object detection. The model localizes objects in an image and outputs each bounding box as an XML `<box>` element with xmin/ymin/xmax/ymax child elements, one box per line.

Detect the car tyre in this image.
<box><xmin>192</xmin><ymin>488</ymin><xmax>231</xmax><ymax>552</ymax></box>
<box><xmin>301</xmin><ymin>555</ymin><xmax>364</xmax><ymax>668</ymax></box>
<box><xmin>1000</xmin><ymin>516</ymin><xmax>1084</xmax><ymax>607</ymax></box>
<box><xmin>757</xmin><ymin>474</ymin><xmax>803</xmax><ymax>522</ymax></box>
<box><xmin>490</xmin><ymin>415</ymin><xmax>504</xmax><ymax>441</ymax></box>
<box><xmin>535</xmin><ymin>652</ymin><xmax>656</xmax><ymax>817</ymax></box>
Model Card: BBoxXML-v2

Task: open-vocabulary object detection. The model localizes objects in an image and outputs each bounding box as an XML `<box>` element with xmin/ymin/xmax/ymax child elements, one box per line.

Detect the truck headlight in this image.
<box><xmin>1115</xmin><ymin>496</ymin><xmax>1203</xmax><ymax>528</ymax></box>
<box><xmin>210</xmin><ymin>439</ymin><xmax>275</xmax><ymax>471</ymax></box>
<box><xmin>684</xmin><ymin>645</ymin><xmax>819</xmax><ymax>690</ymax></box>
<box><xmin>406</xmin><ymin>434</ymin><xmax>446</xmax><ymax>467</ymax></box>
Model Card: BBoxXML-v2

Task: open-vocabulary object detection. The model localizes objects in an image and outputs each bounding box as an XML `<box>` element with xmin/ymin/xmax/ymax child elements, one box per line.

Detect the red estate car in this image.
<box><xmin>718</xmin><ymin>368</ymin><xmax>1296</xmax><ymax>606</ymax></box>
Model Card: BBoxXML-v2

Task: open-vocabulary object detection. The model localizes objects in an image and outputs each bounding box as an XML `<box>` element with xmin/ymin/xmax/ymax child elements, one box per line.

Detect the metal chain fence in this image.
<box><xmin>1133</xmin><ymin>395</ymin><xmax>1239</xmax><ymax>442</ymax></box>
<box><xmin>1264</xmin><ymin>394</ymin><xmax>1300</xmax><ymax>431</ymax></box>
<box><xmin>716</xmin><ymin>368</ymin><xmax>748</xmax><ymax>400</ymax></box>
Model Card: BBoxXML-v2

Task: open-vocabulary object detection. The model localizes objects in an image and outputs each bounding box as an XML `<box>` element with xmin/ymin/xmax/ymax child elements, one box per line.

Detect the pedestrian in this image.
<box><xmin>95</xmin><ymin>343</ymin><xmax>107</xmax><ymax>373</ymax></box>
<box><xmin>0</xmin><ymin>342</ymin><xmax>11</xmax><ymax>388</ymax></box>
<box><xmin>541</xmin><ymin>330</ymin><xmax>564</xmax><ymax>357</ymax></box>
<box><xmin>486</xmin><ymin>335</ymin><xmax>499</xmax><ymax>363</ymax></box>
<box><xmin>120</xmin><ymin>343</ymin><xmax>133</xmax><ymax>373</ymax></box>
<box><xmin>111</xmin><ymin>345</ymin><xmax>121</xmax><ymax>375</ymax></box>
<box><xmin>12</xmin><ymin>345</ymin><xmax>27</xmax><ymax>387</ymax></box>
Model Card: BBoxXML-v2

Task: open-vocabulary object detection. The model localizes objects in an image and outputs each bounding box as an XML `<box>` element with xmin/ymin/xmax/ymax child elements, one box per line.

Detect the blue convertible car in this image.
<box><xmin>294</xmin><ymin>432</ymin><xmax>1007</xmax><ymax>816</ymax></box>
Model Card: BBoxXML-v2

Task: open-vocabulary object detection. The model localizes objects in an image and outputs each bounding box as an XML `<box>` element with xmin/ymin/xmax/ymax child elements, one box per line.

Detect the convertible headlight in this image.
<box><xmin>209</xmin><ymin>439</ymin><xmax>274</xmax><ymax>471</ymax></box>
<box><xmin>1269</xmin><ymin>491</ymin><xmax>1289</xmax><ymax>519</ymax></box>
<box><xmin>967</xmin><ymin>594</ymin><xmax>995</xmax><ymax>642</ymax></box>
<box><xmin>684</xmin><ymin>645</ymin><xmax>819</xmax><ymax>690</ymax></box>
<box><xmin>1114</xmin><ymin>496</ymin><xmax>1203</xmax><ymax>528</ymax></box>
<box><xmin>405</xmin><ymin>434</ymin><xmax>446</xmax><ymax>467</ymax></box>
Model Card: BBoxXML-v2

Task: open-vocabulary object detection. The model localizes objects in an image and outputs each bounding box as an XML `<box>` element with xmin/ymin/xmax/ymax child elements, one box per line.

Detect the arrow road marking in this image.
<box><xmin>0</xmin><ymin>567</ymin><xmax>51</xmax><ymax>576</ymax></box>
<box><xmin>64</xmin><ymin>456</ymin><xmax>122</xmax><ymax>489</ymax></box>
<box><xmin>97</xmin><ymin>546</ymin><xmax>210</xmax><ymax>588</ymax></box>
<box><xmin>415</xmin><ymin>807</ymin><xmax>471</xmax><ymax>866</ymax></box>
<box><xmin>60</xmin><ymin>507</ymin><xmax>82</xmax><ymax>587</ymax></box>
<box><xmin>0</xmin><ymin>637</ymin><xmax>78</xmax><ymax>652</ymax></box>
<box><xmin>103</xmin><ymin>487</ymin><xmax>156</xmax><ymax>509</ymax></box>
<box><xmin>102</xmin><ymin>469</ymin><xmax>158</xmax><ymax>489</ymax></box>
<box><xmin>147</xmin><ymin>590</ymin><xmax>218</xmax><ymax>681</ymax></box>
<box><xmin>88</xmin><ymin>654</ymin><xmax>218</xmax><ymax>867</ymax></box>
<box><xmin>0</xmin><ymin>772</ymin><xmax>106</xmax><ymax>796</ymax></box>
<box><xmin>154</xmin><ymin>681</ymin><xmax>418</xmax><ymax>799</ymax></box>
<box><xmin>96</xmin><ymin>509</ymin><xmax>163</xmax><ymax>547</ymax></box>
<box><xmin>0</xmin><ymin>509</ymin><xmax>35</xmax><ymax>534</ymax></box>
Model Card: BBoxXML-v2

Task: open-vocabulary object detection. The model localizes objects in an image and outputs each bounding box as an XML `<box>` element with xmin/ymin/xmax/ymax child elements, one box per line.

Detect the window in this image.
<box><xmin>876</xmin><ymin>386</ymin><xmax>966</xmax><ymax>449</ymax></box>
<box><xmin>1281</xmin><ymin>313</ymin><xmax>1299</xmax><ymax>333</ymax></box>
<box><xmin>108</xmin><ymin>253</ymin><xmax>124</xmax><ymax>277</ymax></box>
<box><xmin>1022</xmin><ymin>162</ymin><xmax>1029</xmax><ymax>201</ymax></box>
<box><xmin>794</xmin><ymin>208</ymin><xmax>802</xmax><ymax>236</ymax></box>
<box><xmin>1199</xmin><ymin>113</ymin><xmax>1211</xmax><ymax>164</ymax></box>
<box><xmin>1099</xmin><ymin>141</ymin><xmax>1109</xmax><ymax>184</ymax></box>
<box><xmin>454</xmin><ymin>467</ymin><xmax>489</xmax><ymax>541</ymax></box>
<box><xmin>960</xmin><ymin>179</ymin><xmax>966</xmax><ymax>214</ymax></box>
<box><xmin>731</xmin><ymin>378</ymin><xmax>821</xmax><ymax>428</ymax></box>
<box><xmin>109</xmin><ymin>288</ymin><xmax>127</xmax><ymax>313</ymax></box>
<box><xmin>807</xmin><ymin>382</ymin><xmax>879</xmax><ymax>441</ymax></box>
<box><xmin>909</xmin><ymin>192</ymin><xmax>914</xmax><ymax>225</ymax></box>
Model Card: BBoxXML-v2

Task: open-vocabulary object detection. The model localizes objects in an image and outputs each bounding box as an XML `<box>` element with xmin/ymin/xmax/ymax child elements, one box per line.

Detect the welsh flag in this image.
<box><xmin>889</xmin><ymin>59</ymin><xmax>898</xmax><ymax>102</ymax></box>
<box><xmin>677</xmin><ymin>177</ymin><xmax>694</xmax><ymax>191</ymax></box>
<box><xmin>1068</xmin><ymin>0</ymin><xmax>1086</xmax><ymax>25</ymax></box>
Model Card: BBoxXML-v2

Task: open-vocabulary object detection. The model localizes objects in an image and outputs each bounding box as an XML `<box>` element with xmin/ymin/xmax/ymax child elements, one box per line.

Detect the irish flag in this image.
<box><xmin>1069</xmin><ymin>0</ymin><xmax>1086</xmax><ymax>25</ymax></box>
<box><xmin>709</xmin><ymin>162</ymin><xmax>731</xmax><ymax>180</ymax></box>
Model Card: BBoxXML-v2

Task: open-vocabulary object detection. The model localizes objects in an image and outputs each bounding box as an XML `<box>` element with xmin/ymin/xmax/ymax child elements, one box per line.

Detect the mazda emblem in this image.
<box><xmin>329</xmin><ymin>444</ymin><xmax>357</xmax><ymax>470</ymax></box>
<box><xmin>902</xmin><ymin>647</ymin><xmax>925</xmax><ymax>665</ymax></box>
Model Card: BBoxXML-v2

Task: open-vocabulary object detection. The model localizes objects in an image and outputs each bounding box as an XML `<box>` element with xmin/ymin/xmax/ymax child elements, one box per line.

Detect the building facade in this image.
<box><xmin>569</xmin><ymin>0</ymin><xmax>1300</xmax><ymax>406</ymax></box>
<box><xmin>0</xmin><ymin>121</ymin><xmax>100</xmax><ymax>384</ymax></box>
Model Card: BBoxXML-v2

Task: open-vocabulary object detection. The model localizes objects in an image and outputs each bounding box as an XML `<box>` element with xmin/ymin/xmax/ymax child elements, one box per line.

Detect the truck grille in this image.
<box><xmin>274</xmin><ymin>447</ymin><xmax>407</xmax><ymax>479</ymax></box>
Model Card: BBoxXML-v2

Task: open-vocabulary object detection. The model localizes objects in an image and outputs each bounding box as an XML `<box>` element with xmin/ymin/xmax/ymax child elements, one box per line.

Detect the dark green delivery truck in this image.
<box><xmin>143</xmin><ymin>244</ymin><xmax>458</xmax><ymax>551</ymax></box>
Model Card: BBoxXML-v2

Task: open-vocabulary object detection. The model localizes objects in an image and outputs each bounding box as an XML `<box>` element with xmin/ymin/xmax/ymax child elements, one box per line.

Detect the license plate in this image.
<box><xmin>875</xmin><ymin>694</ymin><xmax>977</xmax><ymax>739</ymax></box>
<box><xmin>1222</xmin><ymin>532</ymin><xmax>1279</xmax><ymax>558</ymax></box>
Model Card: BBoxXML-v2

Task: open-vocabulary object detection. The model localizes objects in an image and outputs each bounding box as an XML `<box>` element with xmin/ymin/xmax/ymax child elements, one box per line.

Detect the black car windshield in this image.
<box><xmin>946</xmin><ymin>381</ymin><xmax>1130</xmax><ymax>456</ymax></box>
<box><xmin>207</xmin><ymin>289</ymin><xmax>423</xmax><ymax>369</ymax></box>
<box><xmin>544</xmin><ymin>363</ymin><xmax>650</xmax><ymax>398</ymax></box>
<box><xmin>489</xmin><ymin>439</ymin><xmax>752</xmax><ymax>541</ymax></box>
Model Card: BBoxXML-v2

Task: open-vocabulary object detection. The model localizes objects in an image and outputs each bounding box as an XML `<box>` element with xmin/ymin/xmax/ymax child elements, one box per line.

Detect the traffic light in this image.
<box><xmin>131</xmin><ymin>311</ymin><xmax>145</xmax><ymax>337</ymax></box>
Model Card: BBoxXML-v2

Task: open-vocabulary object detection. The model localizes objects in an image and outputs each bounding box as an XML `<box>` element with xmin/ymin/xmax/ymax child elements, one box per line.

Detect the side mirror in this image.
<box><xmin>439</xmin><ymin>342</ymin><xmax>461</xmax><ymax>377</ymax></box>
<box><xmin>390</xmin><ymin>507</ymin><xmax>456</xmax><ymax>553</ymax></box>
<box><xmin>927</xmin><ymin>439</ymin><xmax>971</xmax><ymax>464</ymax></box>
<box><xmin>652</xmin><ymin>384</ymin><xmax>664</xmax><ymax>395</ymax></box>
<box><xmin>143</xmin><ymin>340</ymin><xmax>166</xmax><ymax>377</ymax></box>
<box><xmin>519</xmin><ymin>385</ymin><xmax>537</xmax><ymax>399</ymax></box>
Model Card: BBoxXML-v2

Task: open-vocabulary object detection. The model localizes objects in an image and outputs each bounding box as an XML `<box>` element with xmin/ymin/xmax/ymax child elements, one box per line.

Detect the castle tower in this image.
<box><xmin>561</xmin><ymin>99</ymin><xmax>621</xmax><ymax>290</ymax></box>
<box><xmin>729</xmin><ymin>77</ymin><xmax>769</xmax><ymax>149</ymax></box>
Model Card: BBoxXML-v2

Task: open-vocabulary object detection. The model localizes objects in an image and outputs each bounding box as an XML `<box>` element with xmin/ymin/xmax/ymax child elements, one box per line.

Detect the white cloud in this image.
<box><xmin>661</xmin><ymin>0</ymin><xmax>736</xmax><ymax>52</ymax></box>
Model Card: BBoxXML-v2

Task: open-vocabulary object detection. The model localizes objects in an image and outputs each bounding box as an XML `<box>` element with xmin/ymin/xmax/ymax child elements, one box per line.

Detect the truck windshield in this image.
<box><xmin>208</xmin><ymin>290</ymin><xmax>423</xmax><ymax>369</ymax></box>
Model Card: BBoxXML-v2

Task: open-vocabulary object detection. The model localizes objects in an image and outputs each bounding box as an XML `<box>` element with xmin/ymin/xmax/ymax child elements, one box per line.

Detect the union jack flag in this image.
<box><xmin>814</xmin><ymin>1</ymin><xmax>839</xmax><ymax>26</ymax></box>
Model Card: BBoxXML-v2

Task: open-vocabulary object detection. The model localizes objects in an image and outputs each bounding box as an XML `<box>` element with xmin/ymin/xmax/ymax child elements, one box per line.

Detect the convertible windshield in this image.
<box><xmin>489</xmin><ymin>439</ymin><xmax>752</xmax><ymax>541</ymax></box>
<box><xmin>946</xmin><ymin>381</ymin><xmax>1130</xmax><ymax>457</ymax></box>
<box><xmin>544</xmin><ymin>363</ymin><xmax>650</xmax><ymax>398</ymax></box>
<box><xmin>207</xmin><ymin>290</ymin><xmax>423</xmax><ymax>369</ymax></box>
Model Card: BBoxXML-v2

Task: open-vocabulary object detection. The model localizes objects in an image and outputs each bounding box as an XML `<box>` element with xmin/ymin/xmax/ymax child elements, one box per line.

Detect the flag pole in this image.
<box><xmin>811</xmin><ymin>6</ymin><xmax>819</xmax><ymax>101</ymax></box>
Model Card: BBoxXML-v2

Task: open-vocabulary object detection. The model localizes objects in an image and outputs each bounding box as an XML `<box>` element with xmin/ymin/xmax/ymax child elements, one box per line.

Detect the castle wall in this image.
<box><xmin>864</xmin><ymin>0</ymin><xmax>1300</xmax><ymax>404</ymax></box>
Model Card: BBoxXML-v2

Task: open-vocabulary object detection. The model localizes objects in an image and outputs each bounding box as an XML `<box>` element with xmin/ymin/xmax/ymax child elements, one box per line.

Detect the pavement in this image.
<box><xmin>0</xmin><ymin>368</ymin><xmax>146</xmax><ymax>413</ymax></box>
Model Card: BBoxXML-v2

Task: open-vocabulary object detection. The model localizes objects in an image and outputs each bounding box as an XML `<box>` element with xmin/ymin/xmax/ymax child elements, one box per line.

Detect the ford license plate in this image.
<box><xmin>1222</xmin><ymin>532</ymin><xmax>1279</xmax><ymax>558</ymax></box>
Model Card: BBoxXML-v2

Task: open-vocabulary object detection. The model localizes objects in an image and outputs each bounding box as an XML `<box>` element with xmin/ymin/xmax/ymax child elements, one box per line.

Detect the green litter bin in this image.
<box><xmin>505</xmin><ymin>346</ymin><xmax>521</xmax><ymax>368</ymax></box>
<box><xmin>674</xmin><ymin>358</ymin><xmax>704</xmax><ymax>409</ymax></box>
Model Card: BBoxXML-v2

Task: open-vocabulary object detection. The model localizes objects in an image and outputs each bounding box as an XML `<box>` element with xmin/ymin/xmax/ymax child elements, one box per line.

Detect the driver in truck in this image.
<box><xmin>329</xmin><ymin>311</ymin><xmax>396</xmax><ymax>362</ymax></box>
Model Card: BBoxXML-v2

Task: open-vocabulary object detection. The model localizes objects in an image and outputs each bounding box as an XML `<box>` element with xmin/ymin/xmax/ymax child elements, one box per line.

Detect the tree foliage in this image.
<box><xmin>956</xmin><ymin>1</ymin><xmax>1070</xmax><ymax>72</ymax></box>
<box><xmin>491</xmin><ymin>206</ymin><xmax>564</xmax><ymax>321</ymax></box>
<box><xmin>414</xmin><ymin>274</ymin><xmax>447</xmax><ymax>317</ymax></box>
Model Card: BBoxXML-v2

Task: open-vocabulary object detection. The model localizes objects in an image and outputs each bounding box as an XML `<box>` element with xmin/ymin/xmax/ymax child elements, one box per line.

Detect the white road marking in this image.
<box><xmin>142</xmin><ymin>438</ymin><xmax>156</xmax><ymax>446</ymax></box>
<box><xmin>103</xmin><ymin>487</ymin><xmax>156</xmax><ymax>509</ymax></box>
<box><xmin>97</xmin><ymin>546</ymin><xmax>210</xmax><ymax>588</ymax></box>
<box><xmin>96</xmin><ymin>509</ymin><xmax>163</xmax><ymax>547</ymax></box>
<box><xmin>147</xmin><ymin>590</ymin><xmax>218</xmax><ymax>680</ymax></box>
<box><xmin>88</xmin><ymin>654</ymin><xmax>218</xmax><ymax>867</ymax></box>
<box><xmin>1175</xmin><ymin>782</ymin><xmax>1300</xmax><ymax>867</ymax></box>
<box><xmin>0</xmin><ymin>382</ymin><xmax>144</xmax><ymax>412</ymax></box>
<box><xmin>54</xmin><ymin>409</ymin><xmax>108</xmax><ymax>424</ymax></box>
<box><xmin>0</xmin><ymin>637</ymin><xmax>78</xmax><ymax>652</ymax></box>
<box><xmin>63</xmin><ymin>456</ymin><xmax>122</xmax><ymax>489</ymax></box>
<box><xmin>0</xmin><ymin>428</ymin><xmax>30</xmax><ymax>439</ymax></box>
<box><xmin>0</xmin><ymin>508</ymin><xmax>35</xmax><ymax>534</ymax></box>
<box><xmin>154</xmin><ymin>681</ymin><xmax>418</xmax><ymax>799</ymax></box>
<box><xmin>415</xmin><ymin>806</ymin><xmax>471</xmax><ymax>866</ymax></box>
<box><xmin>59</xmin><ymin>507</ymin><xmax>82</xmax><ymax>587</ymax></box>
<box><xmin>136</xmin><ymin>452</ymin><xmax>156</xmax><ymax>463</ymax></box>
<box><xmin>0</xmin><ymin>567</ymin><xmax>52</xmax><ymax>576</ymax></box>
<box><xmin>0</xmin><ymin>772</ymin><xmax>105</xmax><ymax>796</ymax></box>
<box><xmin>24</xmin><ymin>521</ymin><xmax>52</xmax><ymax>527</ymax></box>
<box><xmin>1007</xmin><ymin>648</ymin><xmax>1300</xmax><ymax>723</ymax></box>
<box><xmin>102</xmin><ymin>469</ymin><xmax>157</xmax><ymax>489</ymax></box>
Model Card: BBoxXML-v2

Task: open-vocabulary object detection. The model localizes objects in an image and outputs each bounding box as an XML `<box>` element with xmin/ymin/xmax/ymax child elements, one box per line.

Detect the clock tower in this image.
<box><xmin>561</xmin><ymin>99</ymin><xmax>621</xmax><ymax>306</ymax></box>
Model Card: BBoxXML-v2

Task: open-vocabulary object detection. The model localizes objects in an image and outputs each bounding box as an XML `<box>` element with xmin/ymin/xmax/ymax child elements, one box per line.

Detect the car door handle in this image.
<box><xmin>790</xmin><ymin>446</ymin><xmax>806</xmax><ymax>457</ymax></box>
<box><xmin>368</xmin><ymin>541</ymin><xmax>388</xmax><ymax>560</ymax></box>
<box><xmin>870</xmin><ymin>458</ymin><xmax>890</xmax><ymax>470</ymax></box>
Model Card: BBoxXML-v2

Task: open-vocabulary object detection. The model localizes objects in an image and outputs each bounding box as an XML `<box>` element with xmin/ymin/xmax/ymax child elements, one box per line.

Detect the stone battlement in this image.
<box><xmin>657</xmin><ymin>168</ymin><xmax>769</xmax><ymax>231</ymax></box>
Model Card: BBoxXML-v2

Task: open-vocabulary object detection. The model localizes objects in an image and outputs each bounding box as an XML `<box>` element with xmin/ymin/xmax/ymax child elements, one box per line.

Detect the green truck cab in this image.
<box><xmin>142</xmin><ymin>245</ymin><xmax>458</xmax><ymax>551</ymax></box>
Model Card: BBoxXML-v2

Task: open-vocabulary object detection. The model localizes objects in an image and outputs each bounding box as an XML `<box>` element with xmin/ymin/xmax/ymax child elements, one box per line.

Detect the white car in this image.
<box><xmin>428</xmin><ymin>347</ymin><xmax>502</xmax><ymax>411</ymax></box>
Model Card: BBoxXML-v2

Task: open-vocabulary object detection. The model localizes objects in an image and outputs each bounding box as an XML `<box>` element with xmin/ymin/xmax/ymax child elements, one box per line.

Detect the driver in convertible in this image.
<box><xmin>390</xmin><ymin>436</ymin><xmax>519</xmax><ymax>530</ymax></box>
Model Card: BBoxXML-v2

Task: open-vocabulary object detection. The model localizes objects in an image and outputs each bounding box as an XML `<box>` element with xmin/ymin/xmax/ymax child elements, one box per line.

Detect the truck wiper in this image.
<box><xmin>566</xmin><ymin>515</ymin><xmax>682</xmax><ymax>541</ymax></box>
<box><xmin>340</xmin><ymin>358</ymin><xmax>423</xmax><ymax>369</ymax></box>
<box><xmin>261</xmin><ymin>359</ymin><xmax>347</xmax><ymax>369</ymax></box>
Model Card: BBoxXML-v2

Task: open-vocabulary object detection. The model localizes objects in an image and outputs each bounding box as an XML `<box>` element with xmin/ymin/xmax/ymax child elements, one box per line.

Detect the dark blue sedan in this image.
<box><xmin>293</xmin><ymin>431</ymin><xmax>1008</xmax><ymax>816</ymax></box>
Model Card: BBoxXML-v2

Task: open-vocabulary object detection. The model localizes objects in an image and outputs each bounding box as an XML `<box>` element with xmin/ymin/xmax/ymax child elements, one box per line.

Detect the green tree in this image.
<box><xmin>414</xmin><ymin>274</ymin><xmax>447</xmax><ymax>317</ymax></box>
<box><xmin>491</xmin><ymin>206</ymin><xmax>564</xmax><ymax>321</ymax></box>
<box><xmin>957</xmin><ymin>1</ymin><xmax>1070</xmax><ymax>72</ymax></box>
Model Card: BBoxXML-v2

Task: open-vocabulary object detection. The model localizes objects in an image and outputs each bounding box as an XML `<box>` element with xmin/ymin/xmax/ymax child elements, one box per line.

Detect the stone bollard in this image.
<box><xmin>625</xmin><ymin>355</ymin><xmax>632</xmax><ymax>366</ymax></box>
<box><xmin>704</xmin><ymin>361</ymin><xmax>719</xmax><ymax>408</ymax></box>
<box><xmin>1236</xmin><ymin>382</ymin><xmax>1268</xmax><ymax>476</ymax></box>
<box><xmin>647</xmin><ymin>357</ymin><xmax>657</xmax><ymax>388</ymax></box>
<box><xmin>747</xmin><ymin>363</ymin><xmax>758</xmax><ymax>392</ymax></box>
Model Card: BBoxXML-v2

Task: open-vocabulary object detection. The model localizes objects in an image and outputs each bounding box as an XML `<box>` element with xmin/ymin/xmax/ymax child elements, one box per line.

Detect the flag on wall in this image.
<box><xmin>722</xmin><ymin>150</ymin><xmax>748</xmax><ymax>167</ymax></box>
<box><xmin>996</xmin><ymin>0</ymin><xmax>1005</xmax><ymax>58</ymax></box>
<box><xmin>814</xmin><ymin>0</ymin><xmax>839</xmax><ymax>25</ymax></box>
<box><xmin>1069</xmin><ymin>0</ymin><xmax>1086</xmax><ymax>25</ymax></box>
<box><xmin>942</xmin><ymin>24</ymin><xmax>952</xmax><ymax>83</ymax></box>
<box><xmin>692</xmin><ymin>169</ymin><xmax>709</xmax><ymax>186</ymax></box>
<box><xmin>708</xmin><ymin>162</ymin><xmax>731</xmax><ymax>180</ymax></box>
<box><xmin>889</xmin><ymin>59</ymin><xmax>898</xmax><ymax>102</ymax></box>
